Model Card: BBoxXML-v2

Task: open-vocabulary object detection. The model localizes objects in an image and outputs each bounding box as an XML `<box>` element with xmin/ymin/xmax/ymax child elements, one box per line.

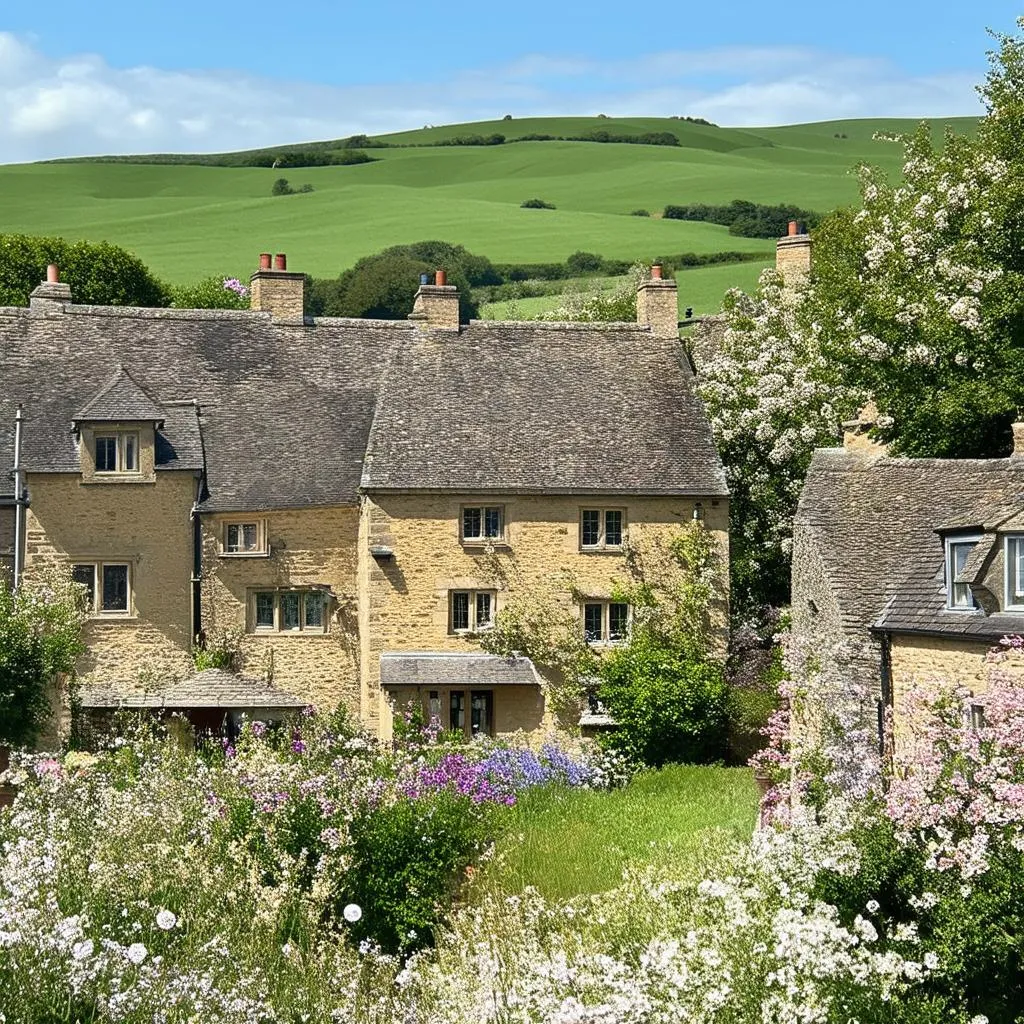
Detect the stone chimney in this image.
<box><xmin>842</xmin><ymin>400</ymin><xmax>887</xmax><ymax>457</ymax></box>
<box><xmin>636</xmin><ymin>265</ymin><xmax>678</xmax><ymax>339</ymax></box>
<box><xmin>29</xmin><ymin>264</ymin><xmax>72</xmax><ymax>316</ymax></box>
<box><xmin>1012</xmin><ymin>418</ymin><xmax>1024</xmax><ymax>459</ymax></box>
<box><xmin>775</xmin><ymin>221</ymin><xmax>812</xmax><ymax>287</ymax></box>
<box><xmin>249</xmin><ymin>252</ymin><xmax>305</xmax><ymax>323</ymax></box>
<box><xmin>408</xmin><ymin>269</ymin><xmax>460</xmax><ymax>330</ymax></box>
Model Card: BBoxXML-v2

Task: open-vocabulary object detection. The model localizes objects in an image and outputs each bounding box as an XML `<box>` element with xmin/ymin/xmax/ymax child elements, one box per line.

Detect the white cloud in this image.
<box><xmin>0</xmin><ymin>32</ymin><xmax>984</xmax><ymax>162</ymax></box>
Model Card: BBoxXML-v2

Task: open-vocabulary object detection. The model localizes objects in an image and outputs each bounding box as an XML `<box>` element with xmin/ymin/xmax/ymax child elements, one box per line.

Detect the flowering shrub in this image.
<box><xmin>0</xmin><ymin>566</ymin><xmax>85</xmax><ymax>746</ymax></box>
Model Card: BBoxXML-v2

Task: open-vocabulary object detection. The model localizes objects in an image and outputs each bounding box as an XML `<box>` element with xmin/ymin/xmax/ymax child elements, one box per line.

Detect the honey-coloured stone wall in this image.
<box><xmin>201</xmin><ymin>506</ymin><xmax>361</xmax><ymax>714</ymax></box>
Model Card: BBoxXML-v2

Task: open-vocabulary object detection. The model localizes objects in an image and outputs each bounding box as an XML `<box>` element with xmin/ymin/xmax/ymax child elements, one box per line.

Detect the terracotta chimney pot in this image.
<box><xmin>258</xmin><ymin>253</ymin><xmax>272</xmax><ymax>271</ymax></box>
<box><xmin>651</xmin><ymin>264</ymin><xmax>662</xmax><ymax>280</ymax></box>
<box><xmin>46</xmin><ymin>264</ymin><xmax>59</xmax><ymax>283</ymax></box>
<box><xmin>435</xmin><ymin>269</ymin><xmax>447</xmax><ymax>286</ymax></box>
<box><xmin>274</xmin><ymin>253</ymin><xmax>287</xmax><ymax>271</ymax></box>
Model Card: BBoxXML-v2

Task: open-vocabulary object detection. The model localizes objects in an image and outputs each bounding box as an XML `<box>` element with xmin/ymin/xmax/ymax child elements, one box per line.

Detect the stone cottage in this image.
<box><xmin>0</xmin><ymin>259</ymin><xmax>728</xmax><ymax>742</ymax></box>
<box><xmin>791</xmin><ymin>419</ymin><xmax>1024</xmax><ymax>757</ymax></box>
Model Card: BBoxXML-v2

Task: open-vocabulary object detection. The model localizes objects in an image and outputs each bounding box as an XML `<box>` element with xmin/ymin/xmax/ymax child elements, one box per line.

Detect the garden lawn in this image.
<box><xmin>481</xmin><ymin>764</ymin><xmax>758</xmax><ymax>900</ymax></box>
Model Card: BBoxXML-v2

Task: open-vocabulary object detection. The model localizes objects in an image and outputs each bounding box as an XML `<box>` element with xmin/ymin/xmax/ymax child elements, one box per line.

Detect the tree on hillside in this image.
<box><xmin>697</xmin><ymin>19</ymin><xmax>1024</xmax><ymax>613</ymax></box>
<box><xmin>0</xmin><ymin>235</ymin><xmax>169</xmax><ymax>308</ymax></box>
<box><xmin>307</xmin><ymin>243</ymin><xmax>482</xmax><ymax>322</ymax></box>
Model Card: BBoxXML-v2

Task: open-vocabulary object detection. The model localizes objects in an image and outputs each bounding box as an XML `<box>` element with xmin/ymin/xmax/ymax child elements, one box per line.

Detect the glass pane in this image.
<box><xmin>304</xmin><ymin>592</ymin><xmax>324</xmax><ymax>628</ymax></box>
<box><xmin>451</xmin><ymin>592</ymin><xmax>470</xmax><ymax>631</ymax></box>
<box><xmin>280</xmin><ymin>593</ymin><xmax>300</xmax><ymax>630</ymax></box>
<box><xmin>123</xmin><ymin>434</ymin><xmax>137</xmax><ymax>471</ymax></box>
<box><xmin>584</xmin><ymin>603</ymin><xmax>603</xmax><ymax>641</ymax></box>
<box><xmin>255</xmin><ymin>592</ymin><xmax>275</xmax><ymax>628</ymax></box>
<box><xmin>462</xmin><ymin>507</ymin><xmax>481</xmax><ymax>540</ymax></box>
<box><xmin>72</xmin><ymin>564</ymin><xmax>96</xmax><ymax>609</ymax></box>
<box><xmin>1013</xmin><ymin>538</ymin><xmax>1024</xmax><ymax>602</ymax></box>
<box><xmin>476</xmin><ymin>592</ymin><xmax>493</xmax><ymax>629</ymax></box>
<box><xmin>450</xmin><ymin>691</ymin><xmax>466</xmax><ymax>733</ymax></box>
<box><xmin>605</xmin><ymin>510</ymin><xmax>623</xmax><ymax>546</ymax></box>
<box><xmin>581</xmin><ymin>510</ymin><xmax>600</xmax><ymax>546</ymax></box>
<box><xmin>227</xmin><ymin>524</ymin><xmax>241</xmax><ymax>551</ymax></box>
<box><xmin>949</xmin><ymin>541</ymin><xmax>975</xmax><ymax>608</ymax></box>
<box><xmin>484</xmin><ymin>507</ymin><xmax>502</xmax><ymax>538</ymax></box>
<box><xmin>471</xmin><ymin>691</ymin><xmax>493</xmax><ymax>737</ymax></box>
<box><xmin>101</xmin><ymin>564</ymin><xmax>129</xmax><ymax>612</ymax></box>
<box><xmin>242</xmin><ymin>524</ymin><xmax>258</xmax><ymax>551</ymax></box>
<box><xmin>609</xmin><ymin>603</ymin><xmax>629</xmax><ymax>640</ymax></box>
<box><xmin>96</xmin><ymin>437</ymin><xmax>117</xmax><ymax>472</ymax></box>
<box><xmin>428</xmin><ymin>691</ymin><xmax>441</xmax><ymax>725</ymax></box>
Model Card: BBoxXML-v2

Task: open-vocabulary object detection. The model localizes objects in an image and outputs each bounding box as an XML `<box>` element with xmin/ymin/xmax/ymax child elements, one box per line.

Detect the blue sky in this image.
<box><xmin>0</xmin><ymin>0</ymin><xmax>1019</xmax><ymax>161</ymax></box>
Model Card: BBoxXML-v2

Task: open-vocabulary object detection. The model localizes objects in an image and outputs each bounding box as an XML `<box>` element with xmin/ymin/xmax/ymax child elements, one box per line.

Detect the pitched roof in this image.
<box><xmin>795</xmin><ymin>447</ymin><xmax>1024</xmax><ymax>638</ymax></box>
<box><xmin>74</xmin><ymin>366</ymin><xmax>166</xmax><ymax>423</ymax></box>
<box><xmin>1</xmin><ymin>301</ymin><xmax>726</xmax><ymax>510</ymax></box>
<box><xmin>363</xmin><ymin>321</ymin><xmax>728</xmax><ymax>496</ymax></box>
<box><xmin>379</xmin><ymin>651</ymin><xmax>542</xmax><ymax>688</ymax></box>
<box><xmin>0</xmin><ymin>306</ymin><xmax>402</xmax><ymax>510</ymax></box>
<box><xmin>78</xmin><ymin>668</ymin><xmax>308</xmax><ymax>709</ymax></box>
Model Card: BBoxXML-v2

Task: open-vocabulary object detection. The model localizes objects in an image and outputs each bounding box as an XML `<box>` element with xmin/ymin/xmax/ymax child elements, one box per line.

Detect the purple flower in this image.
<box><xmin>250</xmin><ymin>721</ymin><xmax>267</xmax><ymax>738</ymax></box>
<box><xmin>291</xmin><ymin>739</ymin><xmax>306</xmax><ymax>755</ymax></box>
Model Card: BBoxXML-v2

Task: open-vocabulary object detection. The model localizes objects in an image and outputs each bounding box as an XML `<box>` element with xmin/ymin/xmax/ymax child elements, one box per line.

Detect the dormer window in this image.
<box><xmin>945</xmin><ymin>535</ymin><xmax>980</xmax><ymax>610</ymax></box>
<box><xmin>95</xmin><ymin>432</ymin><xmax>139</xmax><ymax>474</ymax></box>
<box><xmin>1007</xmin><ymin>535</ymin><xmax>1024</xmax><ymax>610</ymax></box>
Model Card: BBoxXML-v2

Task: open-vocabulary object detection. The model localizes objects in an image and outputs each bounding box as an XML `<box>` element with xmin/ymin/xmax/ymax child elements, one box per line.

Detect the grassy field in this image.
<box><xmin>481</xmin><ymin>259</ymin><xmax>773</xmax><ymax>318</ymax></box>
<box><xmin>0</xmin><ymin>115</ymin><xmax>976</xmax><ymax>286</ymax></box>
<box><xmin>479</xmin><ymin>765</ymin><xmax>758</xmax><ymax>900</ymax></box>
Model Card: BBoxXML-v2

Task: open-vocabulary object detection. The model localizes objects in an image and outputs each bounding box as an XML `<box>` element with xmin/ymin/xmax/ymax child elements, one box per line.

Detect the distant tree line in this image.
<box><xmin>662</xmin><ymin>199</ymin><xmax>823</xmax><ymax>239</ymax></box>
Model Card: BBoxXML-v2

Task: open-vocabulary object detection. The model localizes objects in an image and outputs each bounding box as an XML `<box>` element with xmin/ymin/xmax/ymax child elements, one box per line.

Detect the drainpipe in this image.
<box><xmin>878</xmin><ymin>631</ymin><xmax>893</xmax><ymax>772</ymax></box>
<box><xmin>190</xmin><ymin>500</ymin><xmax>202</xmax><ymax>646</ymax></box>
<box><xmin>11</xmin><ymin>405</ymin><xmax>26</xmax><ymax>591</ymax></box>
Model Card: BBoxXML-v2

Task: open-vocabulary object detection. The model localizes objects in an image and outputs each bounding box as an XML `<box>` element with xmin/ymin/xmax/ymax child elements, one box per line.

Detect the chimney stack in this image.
<box><xmin>408</xmin><ymin>269</ymin><xmax>460</xmax><ymax>330</ymax></box>
<box><xmin>776</xmin><ymin>221</ymin><xmax>812</xmax><ymax>287</ymax></box>
<box><xmin>250</xmin><ymin>251</ymin><xmax>305</xmax><ymax>323</ymax></box>
<box><xmin>636</xmin><ymin>264</ymin><xmax>678</xmax><ymax>339</ymax></box>
<box><xmin>29</xmin><ymin>265</ymin><xmax>72</xmax><ymax>316</ymax></box>
<box><xmin>1012</xmin><ymin>418</ymin><xmax>1024</xmax><ymax>459</ymax></box>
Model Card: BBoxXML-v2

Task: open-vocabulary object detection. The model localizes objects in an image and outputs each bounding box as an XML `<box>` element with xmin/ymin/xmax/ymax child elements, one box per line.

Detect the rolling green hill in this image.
<box><xmin>0</xmin><ymin>116</ymin><xmax>977</xmax><ymax>306</ymax></box>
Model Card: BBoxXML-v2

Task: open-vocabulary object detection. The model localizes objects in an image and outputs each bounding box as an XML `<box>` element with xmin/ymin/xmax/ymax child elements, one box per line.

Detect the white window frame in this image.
<box><xmin>221</xmin><ymin>520</ymin><xmax>268</xmax><ymax>557</ymax></box>
<box><xmin>582</xmin><ymin>600</ymin><xmax>630</xmax><ymax>644</ymax></box>
<box><xmin>250</xmin><ymin>589</ymin><xmax>329</xmax><ymax>634</ymax></box>
<box><xmin>580</xmin><ymin>508</ymin><xmax>626</xmax><ymax>551</ymax></box>
<box><xmin>448</xmin><ymin>589</ymin><xmax>497</xmax><ymax>634</ymax></box>
<box><xmin>71</xmin><ymin>561</ymin><xmax>133</xmax><ymax>616</ymax></box>
<box><xmin>460</xmin><ymin>505</ymin><xmax>505</xmax><ymax>544</ymax></box>
<box><xmin>944</xmin><ymin>534</ymin><xmax>981</xmax><ymax>611</ymax></box>
<box><xmin>94</xmin><ymin>431</ymin><xmax>140</xmax><ymax>475</ymax></box>
<box><xmin>1007</xmin><ymin>535</ymin><xmax>1024</xmax><ymax>610</ymax></box>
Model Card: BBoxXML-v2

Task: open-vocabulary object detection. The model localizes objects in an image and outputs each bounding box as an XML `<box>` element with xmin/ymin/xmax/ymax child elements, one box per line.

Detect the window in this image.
<box><xmin>425</xmin><ymin>688</ymin><xmax>494</xmax><ymax>738</ymax></box>
<box><xmin>222</xmin><ymin>521</ymin><xmax>266</xmax><ymax>556</ymax></box>
<box><xmin>945</xmin><ymin>535</ymin><xmax>980</xmax><ymax>610</ymax></box>
<box><xmin>449</xmin><ymin>590</ymin><xmax>496</xmax><ymax>633</ymax></box>
<box><xmin>461</xmin><ymin>506</ymin><xmax>504</xmax><ymax>543</ymax></box>
<box><xmin>582</xmin><ymin>600</ymin><xmax>630</xmax><ymax>643</ymax></box>
<box><xmin>94</xmin><ymin>432</ymin><xmax>139</xmax><ymax>474</ymax></box>
<box><xmin>1007</xmin><ymin>535</ymin><xmax>1024</xmax><ymax>609</ymax></box>
<box><xmin>72</xmin><ymin>562</ymin><xmax>131</xmax><ymax>615</ymax></box>
<box><xmin>580</xmin><ymin>509</ymin><xmax>625</xmax><ymax>550</ymax></box>
<box><xmin>251</xmin><ymin>590</ymin><xmax>328</xmax><ymax>633</ymax></box>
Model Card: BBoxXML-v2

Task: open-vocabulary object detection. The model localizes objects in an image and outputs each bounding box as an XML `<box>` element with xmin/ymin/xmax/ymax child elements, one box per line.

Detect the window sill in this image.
<box><xmin>82</xmin><ymin>475</ymin><xmax>155</xmax><ymax>485</ymax></box>
<box><xmin>579</xmin><ymin>546</ymin><xmax>624</xmax><ymax>554</ymax></box>
<box><xmin>87</xmin><ymin>614</ymin><xmax>139</xmax><ymax>623</ymax></box>
<box><xmin>460</xmin><ymin>540</ymin><xmax>510</xmax><ymax>550</ymax></box>
<box><xmin>586</xmin><ymin>639</ymin><xmax>627</xmax><ymax>648</ymax></box>
<box><xmin>250</xmin><ymin>629</ymin><xmax>329</xmax><ymax>637</ymax></box>
<box><xmin>219</xmin><ymin>551</ymin><xmax>271</xmax><ymax>559</ymax></box>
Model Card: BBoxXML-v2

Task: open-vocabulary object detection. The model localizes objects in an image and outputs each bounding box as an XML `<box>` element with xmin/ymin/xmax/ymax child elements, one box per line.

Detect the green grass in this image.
<box><xmin>480</xmin><ymin>765</ymin><xmax>758</xmax><ymax>900</ymax></box>
<box><xmin>0</xmin><ymin>116</ymin><xmax>977</xmax><ymax>285</ymax></box>
<box><xmin>480</xmin><ymin>259</ymin><xmax>773</xmax><ymax>319</ymax></box>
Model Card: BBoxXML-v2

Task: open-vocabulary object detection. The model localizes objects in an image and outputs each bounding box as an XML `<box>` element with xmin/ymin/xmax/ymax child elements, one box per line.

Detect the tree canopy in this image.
<box><xmin>696</xmin><ymin>21</ymin><xmax>1024</xmax><ymax>614</ymax></box>
<box><xmin>0</xmin><ymin>234</ymin><xmax>169</xmax><ymax>308</ymax></box>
